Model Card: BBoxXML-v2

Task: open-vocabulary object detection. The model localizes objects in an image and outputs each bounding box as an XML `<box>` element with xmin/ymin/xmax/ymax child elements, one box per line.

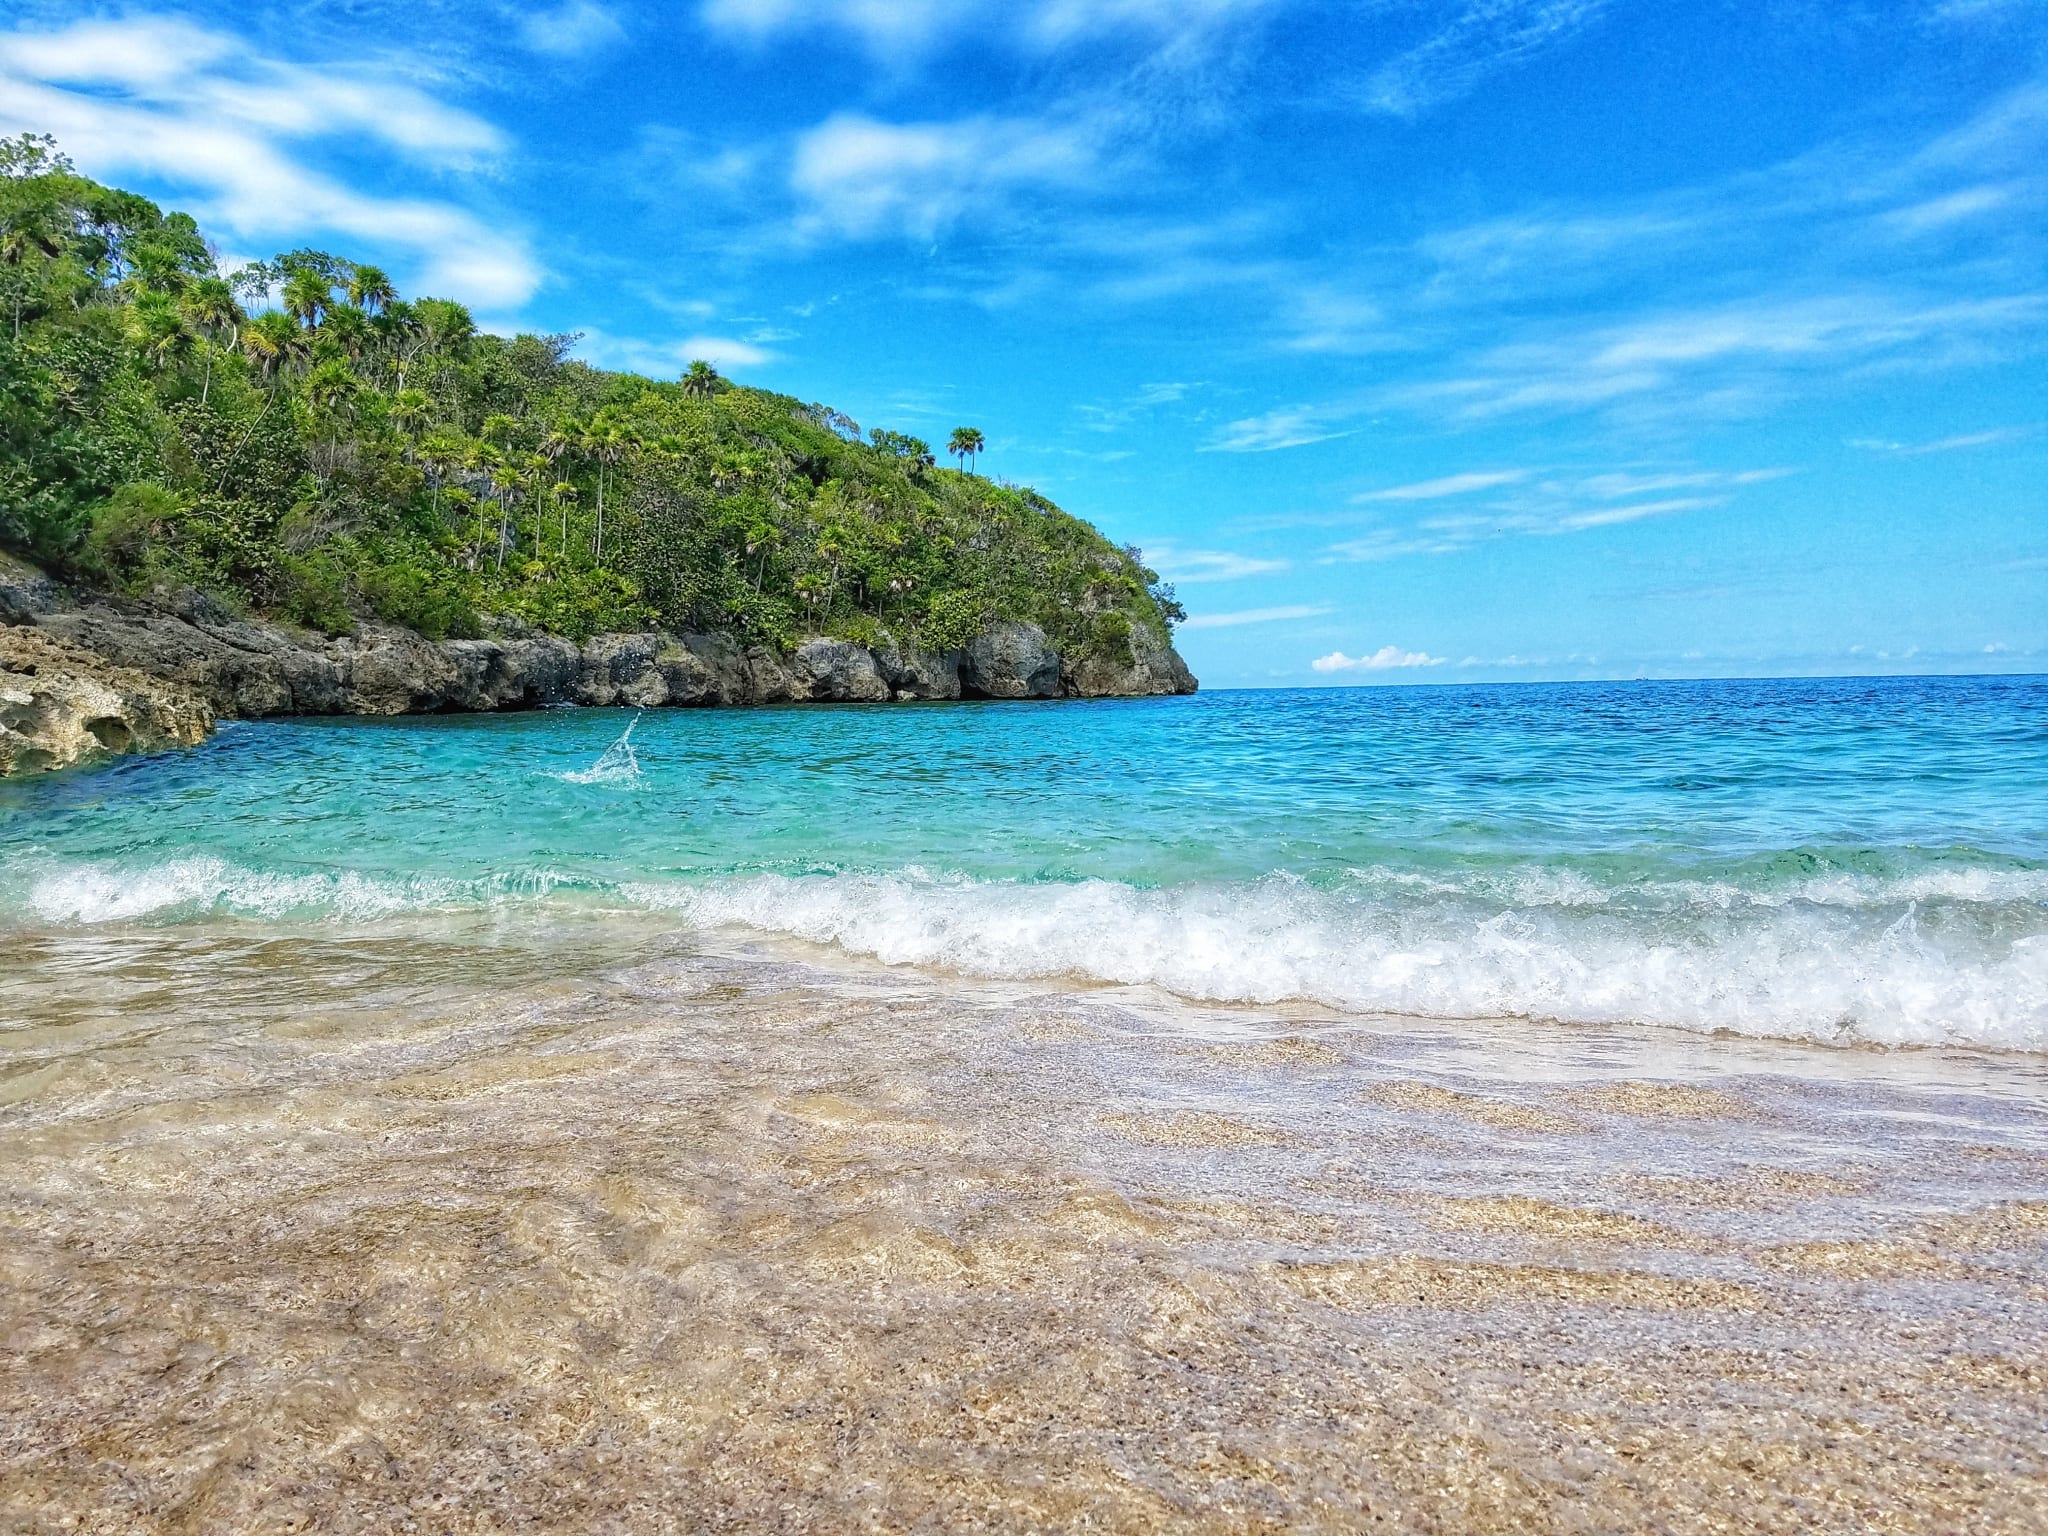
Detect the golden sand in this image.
<box><xmin>0</xmin><ymin>922</ymin><xmax>2043</xmax><ymax>1533</ymax></box>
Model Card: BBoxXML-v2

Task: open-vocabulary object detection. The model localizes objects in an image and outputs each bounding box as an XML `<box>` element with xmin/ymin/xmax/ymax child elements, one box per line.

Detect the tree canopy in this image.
<box><xmin>0</xmin><ymin>135</ymin><xmax>1184</xmax><ymax>656</ymax></box>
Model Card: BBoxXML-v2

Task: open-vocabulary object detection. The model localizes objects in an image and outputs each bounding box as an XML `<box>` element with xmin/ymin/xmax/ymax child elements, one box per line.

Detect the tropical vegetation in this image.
<box><xmin>0</xmin><ymin>134</ymin><xmax>1184</xmax><ymax>659</ymax></box>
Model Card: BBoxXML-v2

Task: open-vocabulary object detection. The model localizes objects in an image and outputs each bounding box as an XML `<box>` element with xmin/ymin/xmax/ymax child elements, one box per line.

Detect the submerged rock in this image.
<box><xmin>0</xmin><ymin>625</ymin><xmax>213</xmax><ymax>775</ymax></box>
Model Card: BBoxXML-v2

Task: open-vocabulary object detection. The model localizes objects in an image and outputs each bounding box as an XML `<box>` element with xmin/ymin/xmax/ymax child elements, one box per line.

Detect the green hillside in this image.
<box><xmin>0</xmin><ymin>133</ymin><xmax>1184</xmax><ymax>661</ymax></box>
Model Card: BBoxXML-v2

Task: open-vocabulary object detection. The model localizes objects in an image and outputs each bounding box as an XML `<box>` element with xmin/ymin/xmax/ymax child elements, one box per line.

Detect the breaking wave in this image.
<box><xmin>15</xmin><ymin>856</ymin><xmax>2047</xmax><ymax>1052</ymax></box>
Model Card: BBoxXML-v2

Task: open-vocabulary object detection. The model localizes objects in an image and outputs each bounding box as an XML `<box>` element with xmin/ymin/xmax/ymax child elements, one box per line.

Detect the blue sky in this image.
<box><xmin>1</xmin><ymin>0</ymin><xmax>2043</xmax><ymax>686</ymax></box>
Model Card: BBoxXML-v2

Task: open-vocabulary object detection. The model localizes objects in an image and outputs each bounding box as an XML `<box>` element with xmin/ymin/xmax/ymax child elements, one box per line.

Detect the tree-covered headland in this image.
<box><xmin>0</xmin><ymin>135</ymin><xmax>1185</xmax><ymax>664</ymax></box>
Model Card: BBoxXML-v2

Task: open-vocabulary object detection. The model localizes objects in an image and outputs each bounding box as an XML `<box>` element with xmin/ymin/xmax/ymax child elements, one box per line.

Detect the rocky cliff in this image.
<box><xmin>0</xmin><ymin>557</ymin><xmax>1195</xmax><ymax>773</ymax></box>
<box><xmin>0</xmin><ymin>623</ymin><xmax>214</xmax><ymax>776</ymax></box>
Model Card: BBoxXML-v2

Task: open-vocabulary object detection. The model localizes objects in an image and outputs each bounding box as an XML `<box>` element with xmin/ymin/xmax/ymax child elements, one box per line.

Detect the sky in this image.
<box><xmin>1</xmin><ymin>0</ymin><xmax>2043</xmax><ymax>687</ymax></box>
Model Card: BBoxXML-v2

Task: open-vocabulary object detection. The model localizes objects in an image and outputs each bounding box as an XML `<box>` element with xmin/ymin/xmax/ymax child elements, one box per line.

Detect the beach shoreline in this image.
<box><xmin>4</xmin><ymin>922</ymin><xmax>2043</xmax><ymax>1533</ymax></box>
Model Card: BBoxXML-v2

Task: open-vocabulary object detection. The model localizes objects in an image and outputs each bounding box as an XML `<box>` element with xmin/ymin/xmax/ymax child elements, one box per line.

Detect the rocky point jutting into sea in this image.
<box><xmin>0</xmin><ymin>553</ymin><xmax>1196</xmax><ymax>775</ymax></box>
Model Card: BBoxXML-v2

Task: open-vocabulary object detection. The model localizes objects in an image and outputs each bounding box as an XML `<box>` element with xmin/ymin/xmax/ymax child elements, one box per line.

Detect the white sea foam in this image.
<box><xmin>17</xmin><ymin>858</ymin><xmax>2048</xmax><ymax>1051</ymax></box>
<box><xmin>620</xmin><ymin>869</ymin><xmax>2048</xmax><ymax>1052</ymax></box>
<box><xmin>25</xmin><ymin>856</ymin><xmax>580</xmax><ymax>924</ymax></box>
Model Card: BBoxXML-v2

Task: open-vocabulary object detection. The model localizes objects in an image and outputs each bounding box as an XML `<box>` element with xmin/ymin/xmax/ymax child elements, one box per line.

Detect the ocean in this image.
<box><xmin>6</xmin><ymin>674</ymin><xmax>2045</xmax><ymax>1050</ymax></box>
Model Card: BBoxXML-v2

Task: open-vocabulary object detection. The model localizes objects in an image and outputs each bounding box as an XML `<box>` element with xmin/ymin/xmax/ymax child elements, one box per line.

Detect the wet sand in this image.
<box><xmin>2</xmin><ymin>918</ymin><xmax>2045</xmax><ymax>1533</ymax></box>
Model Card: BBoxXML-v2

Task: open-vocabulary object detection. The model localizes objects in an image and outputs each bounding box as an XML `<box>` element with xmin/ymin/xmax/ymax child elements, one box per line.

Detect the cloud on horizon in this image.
<box><xmin>1310</xmin><ymin>646</ymin><xmax>1448</xmax><ymax>672</ymax></box>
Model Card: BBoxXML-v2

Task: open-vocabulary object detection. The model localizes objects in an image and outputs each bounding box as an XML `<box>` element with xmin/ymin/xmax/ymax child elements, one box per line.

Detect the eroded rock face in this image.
<box><xmin>0</xmin><ymin>626</ymin><xmax>213</xmax><ymax>775</ymax></box>
<box><xmin>791</xmin><ymin>640</ymin><xmax>890</xmax><ymax>703</ymax></box>
<box><xmin>874</xmin><ymin>646</ymin><xmax>962</xmax><ymax>701</ymax></box>
<box><xmin>961</xmin><ymin>623</ymin><xmax>1061</xmax><ymax>699</ymax></box>
<box><xmin>0</xmin><ymin>557</ymin><xmax>1196</xmax><ymax>759</ymax></box>
<box><xmin>1062</xmin><ymin>624</ymin><xmax>1199</xmax><ymax>699</ymax></box>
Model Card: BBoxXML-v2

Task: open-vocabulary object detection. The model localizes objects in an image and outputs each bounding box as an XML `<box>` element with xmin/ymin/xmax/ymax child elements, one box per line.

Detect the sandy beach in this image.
<box><xmin>4</xmin><ymin>917</ymin><xmax>2043</xmax><ymax>1533</ymax></box>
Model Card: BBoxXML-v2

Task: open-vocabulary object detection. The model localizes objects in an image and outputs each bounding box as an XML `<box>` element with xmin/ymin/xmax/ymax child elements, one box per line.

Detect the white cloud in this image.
<box><xmin>1850</xmin><ymin>424</ymin><xmax>2041</xmax><ymax>454</ymax></box>
<box><xmin>577</xmin><ymin>330</ymin><xmax>779</xmax><ymax>376</ymax></box>
<box><xmin>521</xmin><ymin>1</ymin><xmax>628</xmax><ymax>55</ymax></box>
<box><xmin>1551</xmin><ymin>495</ymin><xmax>1721</xmax><ymax>530</ymax></box>
<box><xmin>1311</xmin><ymin>646</ymin><xmax>1448</xmax><ymax>672</ymax></box>
<box><xmin>1318</xmin><ymin>463</ymin><xmax>1790</xmax><ymax>561</ymax></box>
<box><xmin>1354</xmin><ymin>470</ymin><xmax>1528</xmax><ymax>501</ymax></box>
<box><xmin>790</xmin><ymin>112</ymin><xmax>1103</xmax><ymax>241</ymax></box>
<box><xmin>1402</xmin><ymin>293</ymin><xmax>2048</xmax><ymax>422</ymax></box>
<box><xmin>1357</xmin><ymin>1</ymin><xmax>1613</xmax><ymax>117</ymax></box>
<box><xmin>1147</xmin><ymin>546</ymin><xmax>1291</xmax><ymax>582</ymax></box>
<box><xmin>700</xmin><ymin>0</ymin><xmax>1266</xmax><ymax>55</ymax></box>
<box><xmin>1204</xmin><ymin>405</ymin><xmax>1356</xmax><ymax>452</ymax></box>
<box><xmin>0</xmin><ymin>17</ymin><xmax>540</xmax><ymax>309</ymax></box>
<box><xmin>1882</xmin><ymin>184</ymin><xmax>2015</xmax><ymax>235</ymax></box>
<box><xmin>1181</xmin><ymin>605</ymin><xmax>1330</xmax><ymax>630</ymax></box>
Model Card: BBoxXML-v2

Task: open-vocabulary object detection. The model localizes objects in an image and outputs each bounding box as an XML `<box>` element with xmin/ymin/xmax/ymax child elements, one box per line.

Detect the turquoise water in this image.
<box><xmin>5</xmin><ymin>677</ymin><xmax>2045</xmax><ymax>1049</ymax></box>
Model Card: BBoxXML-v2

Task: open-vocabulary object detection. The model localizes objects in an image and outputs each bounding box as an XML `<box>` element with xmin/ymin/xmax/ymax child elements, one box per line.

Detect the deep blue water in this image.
<box><xmin>5</xmin><ymin>677</ymin><xmax>2045</xmax><ymax>1048</ymax></box>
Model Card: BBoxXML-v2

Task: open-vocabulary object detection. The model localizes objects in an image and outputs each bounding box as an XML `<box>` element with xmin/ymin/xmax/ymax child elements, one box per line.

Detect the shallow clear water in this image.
<box><xmin>6</xmin><ymin>678</ymin><xmax>2048</xmax><ymax>1531</ymax></box>
<box><xmin>4</xmin><ymin>676</ymin><xmax>2045</xmax><ymax>1048</ymax></box>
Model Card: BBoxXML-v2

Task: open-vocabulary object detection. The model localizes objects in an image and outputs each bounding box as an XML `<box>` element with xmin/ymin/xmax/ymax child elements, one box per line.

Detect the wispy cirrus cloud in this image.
<box><xmin>1182</xmin><ymin>604</ymin><xmax>1330</xmax><ymax>629</ymax></box>
<box><xmin>1320</xmin><ymin>465</ymin><xmax>1793</xmax><ymax>561</ymax></box>
<box><xmin>1395</xmin><ymin>292</ymin><xmax>2048</xmax><ymax>423</ymax></box>
<box><xmin>1204</xmin><ymin>404</ymin><xmax>1358</xmax><ymax>452</ymax></box>
<box><xmin>0</xmin><ymin>15</ymin><xmax>540</xmax><ymax>308</ymax></box>
<box><xmin>1354</xmin><ymin>470</ymin><xmax>1529</xmax><ymax>501</ymax></box>
<box><xmin>699</xmin><ymin>0</ymin><xmax>1270</xmax><ymax>56</ymax></box>
<box><xmin>1146</xmin><ymin>545</ymin><xmax>1292</xmax><ymax>582</ymax></box>
<box><xmin>1355</xmin><ymin>0</ymin><xmax>1613</xmax><ymax>117</ymax></box>
<box><xmin>1850</xmin><ymin>423</ymin><xmax>2043</xmax><ymax>454</ymax></box>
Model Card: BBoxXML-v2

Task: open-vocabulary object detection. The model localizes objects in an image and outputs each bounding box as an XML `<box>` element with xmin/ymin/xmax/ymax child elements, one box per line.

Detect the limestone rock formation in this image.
<box><xmin>791</xmin><ymin>640</ymin><xmax>891</xmax><ymax>703</ymax></box>
<box><xmin>0</xmin><ymin>555</ymin><xmax>1198</xmax><ymax>773</ymax></box>
<box><xmin>1062</xmin><ymin>623</ymin><xmax>1199</xmax><ymax>698</ymax></box>
<box><xmin>0</xmin><ymin>625</ymin><xmax>213</xmax><ymax>775</ymax></box>
<box><xmin>875</xmin><ymin>645</ymin><xmax>963</xmax><ymax>701</ymax></box>
<box><xmin>961</xmin><ymin>622</ymin><xmax>1062</xmax><ymax>699</ymax></box>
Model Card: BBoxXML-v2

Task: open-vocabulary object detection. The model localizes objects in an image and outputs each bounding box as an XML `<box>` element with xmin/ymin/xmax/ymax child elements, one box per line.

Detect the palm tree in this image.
<box><xmin>490</xmin><ymin>462</ymin><xmax>523</xmax><ymax>571</ymax></box>
<box><xmin>948</xmin><ymin>426</ymin><xmax>986</xmax><ymax>472</ymax></box>
<box><xmin>320</xmin><ymin>302</ymin><xmax>373</xmax><ymax>360</ymax></box>
<box><xmin>305</xmin><ymin>358</ymin><xmax>359</xmax><ymax>417</ymax></box>
<box><xmin>130</xmin><ymin>294</ymin><xmax>196</xmax><ymax>375</ymax></box>
<box><xmin>240</xmin><ymin>310</ymin><xmax>308</xmax><ymax>385</ymax></box>
<box><xmin>541</xmin><ymin>420</ymin><xmax>581</xmax><ymax>479</ymax></box>
<box><xmin>551</xmin><ymin>482</ymin><xmax>578</xmax><ymax>558</ymax></box>
<box><xmin>524</xmin><ymin>453</ymin><xmax>550</xmax><ymax>557</ymax></box>
<box><xmin>182</xmin><ymin>277</ymin><xmax>244</xmax><ymax>405</ymax></box>
<box><xmin>389</xmin><ymin>388</ymin><xmax>431</xmax><ymax>450</ymax></box>
<box><xmin>443</xmin><ymin>486</ymin><xmax>479</xmax><ymax>569</ymax></box>
<box><xmin>480</xmin><ymin>413</ymin><xmax>518</xmax><ymax>452</ymax></box>
<box><xmin>586</xmin><ymin>419</ymin><xmax>631</xmax><ymax>562</ymax></box>
<box><xmin>346</xmin><ymin>264</ymin><xmax>396</xmax><ymax>314</ymax></box>
<box><xmin>419</xmin><ymin>430</ymin><xmax>464</xmax><ymax>523</ymax></box>
<box><xmin>415</xmin><ymin>297</ymin><xmax>475</xmax><ymax>356</ymax></box>
<box><xmin>681</xmin><ymin>359</ymin><xmax>724</xmax><ymax>398</ymax></box>
<box><xmin>374</xmin><ymin>299</ymin><xmax>421</xmax><ymax>386</ymax></box>
<box><xmin>281</xmin><ymin>268</ymin><xmax>330</xmax><ymax>328</ymax></box>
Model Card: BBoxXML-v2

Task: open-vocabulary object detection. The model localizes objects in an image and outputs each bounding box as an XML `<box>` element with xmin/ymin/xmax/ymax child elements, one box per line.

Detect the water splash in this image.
<box><xmin>558</xmin><ymin>713</ymin><xmax>642</xmax><ymax>785</ymax></box>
